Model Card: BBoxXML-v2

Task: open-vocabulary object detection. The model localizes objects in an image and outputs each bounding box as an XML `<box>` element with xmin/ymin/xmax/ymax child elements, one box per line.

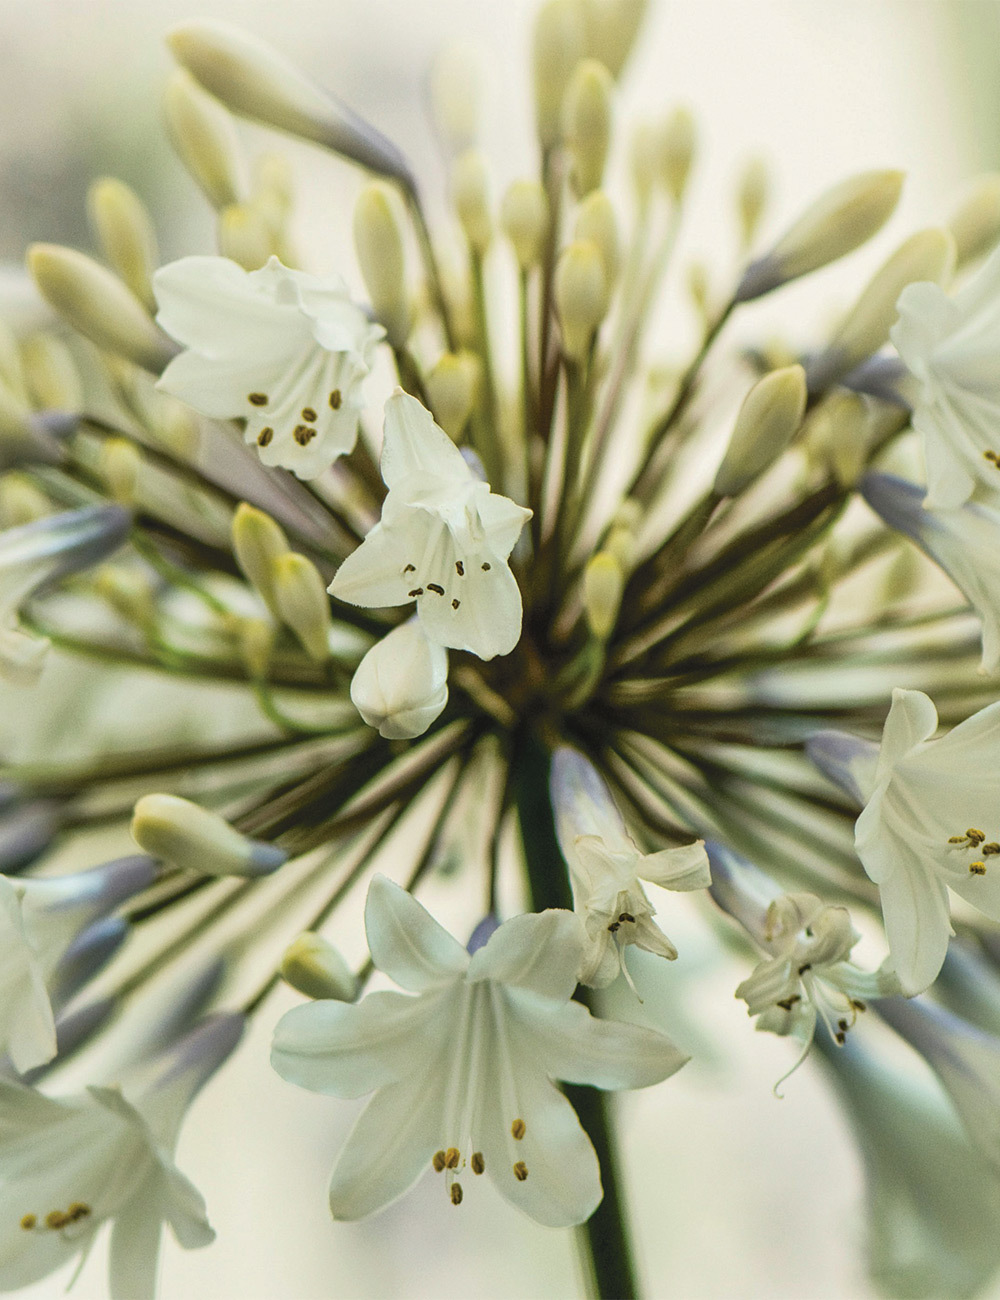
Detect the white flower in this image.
<box><xmin>862</xmin><ymin>471</ymin><xmax>1000</xmax><ymax>672</ymax></box>
<box><xmin>550</xmin><ymin>747</ymin><xmax>710</xmax><ymax>988</ymax></box>
<box><xmin>271</xmin><ymin>875</ymin><xmax>687</xmax><ymax>1226</ymax></box>
<box><xmin>154</xmin><ymin>255</ymin><xmax>384</xmax><ymax>480</ymax></box>
<box><xmin>892</xmin><ymin>242</ymin><xmax>1000</xmax><ymax>508</ymax></box>
<box><xmin>350</xmin><ymin>618</ymin><xmax>449</xmax><ymax>739</ymax></box>
<box><xmin>329</xmin><ymin>392</ymin><xmax>532</xmax><ymax>659</ymax></box>
<box><xmin>0</xmin><ymin>855</ymin><xmax>155</xmax><ymax>1074</ymax></box>
<box><xmin>0</xmin><ymin>1014</ymin><xmax>242</xmax><ymax>1300</ymax></box>
<box><xmin>855</xmin><ymin>687</ymin><xmax>1000</xmax><ymax>994</ymax></box>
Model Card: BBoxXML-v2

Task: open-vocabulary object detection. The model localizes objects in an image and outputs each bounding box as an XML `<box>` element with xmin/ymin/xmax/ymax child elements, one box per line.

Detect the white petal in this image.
<box><xmin>638</xmin><ymin>841</ymin><xmax>711</xmax><ymax>891</ymax></box>
<box><xmin>876</xmin><ymin>688</ymin><xmax>939</xmax><ymax>777</ymax></box>
<box><xmin>476</xmin><ymin>491</ymin><xmax>533</xmax><ymax>561</ymax></box>
<box><xmin>328</xmin><ymin>523</ymin><xmax>411</xmax><ymax>609</ymax></box>
<box><xmin>154</xmin><ymin>256</ymin><xmax>304</xmax><ymax>354</ymax></box>
<box><xmin>108</xmin><ymin>1189</ymin><xmax>163</xmax><ymax>1300</ymax></box>
<box><xmin>158</xmin><ymin>346</ymin><xmax>296</xmax><ymax>420</ymax></box>
<box><xmin>467</xmin><ymin>909</ymin><xmax>583</xmax><ymax>1000</ymax></box>
<box><xmin>877</xmin><ymin>857</ymin><xmax>952</xmax><ymax>995</ymax></box>
<box><xmin>416</xmin><ymin>550</ymin><xmax>523</xmax><ymax>658</ymax></box>
<box><xmin>364</xmin><ymin>875</ymin><xmax>469</xmax><ymax>991</ymax></box>
<box><xmin>381</xmin><ymin>391</ymin><xmax>471</xmax><ymax>490</ymax></box>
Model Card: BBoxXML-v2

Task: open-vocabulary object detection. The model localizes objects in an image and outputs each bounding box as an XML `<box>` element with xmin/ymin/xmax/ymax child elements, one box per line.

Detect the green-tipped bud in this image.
<box><xmin>272</xmin><ymin>551</ymin><xmax>331</xmax><ymax>662</ymax></box>
<box><xmin>425</xmin><ymin>351</ymin><xmax>480</xmax><ymax>440</ymax></box>
<box><xmin>451</xmin><ymin>149</ymin><xmax>492</xmax><ymax>254</ymax></box>
<box><xmin>806</xmin><ymin>228</ymin><xmax>955</xmax><ymax>392</ymax></box>
<box><xmin>0</xmin><ymin>474</ymin><xmax>51</xmax><ymax>528</ymax></box>
<box><xmin>583</xmin><ymin>0</ymin><xmax>648</xmax><ymax>79</ymax></box>
<box><xmin>629</xmin><ymin>121</ymin><xmax>659</xmax><ymax>217</ymax></box>
<box><xmin>87</xmin><ymin>178</ymin><xmax>159</xmax><ymax>311</ymax></box>
<box><xmin>429</xmin><ymin>40</ymin><xmax>482</xmax><ymax>154</ymax></box>
<box><xmin>217</xmin><ymin>202</ymin><xmax>274</xmax><ymax>270</ymax></box>
<box><xmin>574</xmin><ymin>190</ymin><xmax>620</xmax><ymax>288</ymax></box>
<box><xmin>802</xmin><ymin>389</ymin><xmax>872</xmax><ymax>488</ymax></box>
<box><xmin>500</xmin><ymin>181</ymin><xmax>549</xmax><ymax>272</ymax></box>
<box><xmin>99</xmin><ymin>437</ymin><xmax>143</xmax><ymax>506</ymax></box>
<box><xmin>583</xmin><ymin>551</ymin><xmax>624</xmax><ymax>640</ymax></box>
<box><xmin>280</xmin><ymin>932</ymin><xmax>358</xmax><ymax>1001</ymax></box>
<box><xmin>562</xmin><ymin>58</ymin><xmax>613</xmax><ymax>197</ymax></box>
<box><xmin>713</xmin><ymin>364</ymin><xmax>807</xmax><ymax>496</ymax></box>
<box><xmin>168</xmin><ymin>20</ymin><xmax>414</xmax><ymax>188</ymax></box>
<box><xmin>131</xmin><ymin>792</ymin><xmax>287</xmax><ymax>878</ymax></box>
<box><xmin>737</xmin><ymin>156</ymin><xmax>769</xmax><ymax>250</ymax></box>
<box><xmin>555</xmin><ymin>239</ymin><xmax>607</xmax><ymax>361</ymax></box>
<box><xmin>238</xmin><ymin>615</ymin><xmax>275</xmax><ymax>679</ymax></box>
<box><xmin>21</xmin><ymin>334</ymin><xmax>82</xmax><ymax>412</ymax></box>
<box><xmin>164</xmin><ymin>68</ymin><xmax>245</xmax><ymax>210</ymax></box>
<box><xmin>354</xmin><ymin>183</ymin><xmax>410</xmax><ymax>348</ymax></box>
<box><xmin>737</xmin><ymin>169</ymin><xmax>905</xmax><ymax>302</ymax></box>
<box><xmin>27</xmin><ymin>244</ymin><xmax>175</xmax><ymax>373</ymax></box>
<box><xmin>232</xmin><ymin>501</ymin><xmax>290</xmax><ymax>617</ymax></box>
<box><xmin>948</xmin><ymin>174</ymin><xmax>1000</xmax><ymax>269</ymax></box>
<box><xmin>533</xmin><ymin>0</ymin><xmax>587</xmax><ymax>149</ymax></box>
<box><xmin>659</xmin><ymin>107</ymin><xmax>696</xmax><ymax>203</ymax></box>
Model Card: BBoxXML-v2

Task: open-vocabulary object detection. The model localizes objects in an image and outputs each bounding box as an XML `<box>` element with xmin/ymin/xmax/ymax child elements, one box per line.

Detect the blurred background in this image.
<box><xmin>2</xmin><ymin>1</ymin><xmax>996</xmax><ymax>1296</ymax></box>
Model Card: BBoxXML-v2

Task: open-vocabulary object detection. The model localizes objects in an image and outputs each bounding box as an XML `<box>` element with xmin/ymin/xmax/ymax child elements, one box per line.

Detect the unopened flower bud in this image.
<box><xmin>164</xmin><ymin>68</ymin><xmax>245</xmax><ymax>210</ymax></box>
<box><xmin>802</xmin><ymin>389</ymin><xmax>872</xmax><ymax>488</ymax></box>
<box><xmin>20</xmin><ymin>334</ymin><xmax>82</xmax><ymax>412</ymax></box>
<box><xmin>0</xmin><ymin>474</ymin><xmax>51</xmax><ymax>528</ymax></box>
<box><xmin>555</xmin><ymin>239</ymin><xmax>607</xmax><ymax>361</ymax></box>
<box><xmin>238</xmin><ymin>615</ymin><xmax>274</xmax><ymax>679</ymax></box>
<box><xmin>452</xmin><ymin>149</ymin><xmax>492</xmax><ymax>254</ymax></box>
<box><xmin>217</xmin><ymin>202</ymin><xmax>274</xmax><ymax>270</ymax></box>
<box><xmin>280</xmin><ymin>932</ymin><xmax>358</xmax><ymax>1001</ymax></box>
<box><xmin>562</xmin><ymin>59</ymin><xmax>613</xmax><ymax>197</ymax></box>
<box><xmin>99</xmin><ymin>436</ymin><xmax>142</xmax><ymax>505</ymax></box>
<box><xmin>429</xmin><ymin>40</ymin><xmax>482</xmax><ymax>154</ymax></box>
<box><xmin>426</xmin><ymin>351</ymin><xmax>479</xmax><ymax>440</ymax></box>
<box><xmin>737</xmin><ymin>170</ymin><xmax>905</xmax><ymax>302</ymax></box>
<box><xmin>738</xmin><ymin>156</ymin><xmax>768</xmax><ymax>250</ymax></box>
<box><xmin>713</xmin><ymin>364</ymin><xmax>807</xmax><ymax>496</ymax></box>
<box><xmin>168</xmin><ymin>20</ymin><xmax>414</xmax><ymax>188</ymax></box>
<box><xmin>95</xmin><ymin>563</ymin><xmax>157</xmax><ymax>630</ymax></box>
<box><xmin>630</xmin><ymin>121</ymin><xmax>659</xmax><ymax>217</ymax></box>
<box><xmin>27</xmin><ymin>244</ymin><xmax>175</xmax><ymax>373</ymax></box>
<box><xmin>583</xmin><ymin>551</ymin><xmax>624</xmax><ymax>640</ymax></box>
<box><xmin>500</xmin><ymin>181</ymin><xmax>549</xmax><ymax>272</ymax></box>
<box><xmin>584</xmin><ymin>0</ymin><xmax>648</xmax><ymax>79</ymax></box>
<box><xmin>253</xmin><ymin>152</ymin><xmax>293</xmax><ymax>230</ymax></box>
<box><xmin>350</xmin><ymin>619</ymin><xmax>449</xmax><ymax>740</ymax></box>
<box><xmin>87</xmin><ymin>178</ymin><xmax>159</xmax><ymax>311</ymax></box>
<box><xmin>806</xmin><ymin>228</ymin><xmax>954</xmax><ymax>393</ymax></box>
<box><xmin>131</xmin><ymin>792</ymin><xmax>287</xmax><ymax>877</ymax></box>
<box><xmin>232</xmin><ymin>502</ymin><xmax>290</xmax><ymax>616</ymax></box>
<box><xmin>272</xmin><ymin>551</ymin><xmax>331</xmax><ymax>661</ymax></box>
<box><xmin>533</xmin><ymin>0</ymin><xmax>587</xmax><ymax>149</ymax></box>
<box><xmin>659</xmin><ymin>107</ymin><xmax>696</xmax><ymax>203</ymax></box>
<box><xmin>574</xmin><ymin>190</ymin><xmax>620</xmax><ymax>287</ymax></box>
<box><xmin>948</xmin><ymin>174</ymin><xmax>1000</xmax><ymax>269</ymax></box>
<box><xmin>354</xmin><ymin>183</ymin><xmax>411</xmax><ymax>348</ymax></box>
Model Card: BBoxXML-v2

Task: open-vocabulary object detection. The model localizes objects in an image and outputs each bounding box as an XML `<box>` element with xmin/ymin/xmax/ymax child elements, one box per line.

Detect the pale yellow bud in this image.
<box><xmin>252</xmin><ymin>152</ymin><xmax>294</xmax><ymax>240</ymax></box>
<box><xmin>27</xmin><ymin>244</ymin><xmax>175</xmax><ymax>373</ymax></box>
<box><xmin>20</xmin><ymin>335</ymin><xmax>82</xmax><ymax>412</ymax></box>
<box><xmin>948</xmin><ymin>174</ymin><xmax>1000</xmax><ymax>269</ymax></box>
<box><xmin>217</xmin><ymin>202</ymin><xmax>274</xmax><ymax>270</ymax></box>
<box><xmin>430</xmin><ymin>40</ymin><xmax>482</xmax><ymax>154</ymax></box>
<box><xmin>583</xmin><ymin>0</ymin><xmax>648</xmax><ymax>79</ymax></box>
<box><xmin>630</xmin><ymin>121</ymin><xmax>659</xmax><ymax>217</ymax></box>
<box><xmin>272</xmin><ymin>551</ymin><xmax>331</xmax><ymax>662</ymax></box>
<box><xmin>604</xmin><ymin>498</ymin><xmax>641</xmax><ymax>568</ymax></box>
<box><xmin>280</xmin><ymin>932</ymin><xmax>358</xmax><ymax>1001</ymax></box>
<box><xmin>713</xmin><ymin>364</ymin><xmax>807</xmax><ymax>496</ymax></box>
<box><xmin>737</xmin><ymin>157</ymin><xmax>769</xmax><ymax>250</ymax></box>
<box><xmin>583</xmin><ymin>551</ymin><xmax>624</xmax><ymax>639</ymax></box>
<box><xmin>562</xmin><ymin>59</ymin><xmax>613</xmax><ymax>197</ymax></box>
<box><xmin>232</xmin><ymin>502</ymin><xmax>290</xmax><ymax>616</ymax></box>
<box><xmin>533</xmin><ymin>0</ymin><xmax>587</xmax><ymax>149</ymax></box>
<box><xmin>0</xmin><ymin>474</ymin><xmax>51</xmax><ymax>528</ymax></box>
<box><xmin>807</xmin><ymin>228</ymin><xmax>955</xmax><ymax>392</ymax></box>
<box><xmin>99</xmin><ymin>437</ymin><xmax>143</xmax><ymax>506</ymax></box>
<box><xmin>802</xmin><ymin>390</ymin><xmax>871</xmax><ymax>488</ymax></box>
<box><xmin>451</xmin><ymin>149</ymin><xmax>492</xmax><ymax>254</ymax></box>
<box><xmin>95</xmin><ymin>564</ymin><xmax>156</xmax><ymax>630</ymax></box>
<box><xmin>555</xmin><ymin>239</ymin><xmax>607</xmax><ymax>361</ymax></box>
<box><xmin>354</xmin><ymin>183</ymin><xmax>410</xmax><ymax>348</ymax></box>
<box><xmin>132</xmin><ymin>792</ymin><xmax>287</xmax><ymax>877</ymax></box>
<box><xmin>87</xmin><ymin>178</ymin><xmax>159</xmax><ymax>311</ymax></box>
<box><xmin>659</xmin><ymin>107</ymin><xmax>696</xmax><ymax>203</ymax></box>
<box><xmin>426</xmin><ymin>351</ymin><xmax>480</xmax><ymax>440</ymax></box>
<box><xmin>164</xmin><ymin>68</ymin><xmax>245</xmax><ymax>210</ymax></box>
<box><xmin>737</xmin><ymin>169</ymin><xmax>905</xmax><ymax>302</ymax></box>
<box><xmin>574</xmin><ymin>190</ymin><xmax>620</xmax><ymax>291</ymax></box>
<box><xmin>153</xmin><ymin>398</ymin><xmax>201</xmax><ymax>461</ymax></box>
<box><xmin>500</xmin><ymin>181</ymin><xmax>549</xmax><ymax>271</ymax></box>
<box><xmin>0</xmin><ymin>321</ymin><xmax>27</xmax><ymax>402</ymax></box>
<box><xmin>238</xmin><ymin>615</ymin><xmax>275</xmax><ymax>679</ymax></box>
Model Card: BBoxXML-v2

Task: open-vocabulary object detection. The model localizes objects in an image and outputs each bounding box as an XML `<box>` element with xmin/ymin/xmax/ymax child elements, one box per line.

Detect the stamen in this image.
<box><xmin>293</xmin><ymin>424</ymin><xmax>317</xmax><ymax>445</ymax></box>
<box><xmin>67</xmin><ymin>1203</ymin><xmax>91</xmax><ymax>1222</ymax></box>
<box><xmin>432</xmin><ymin>1150</ymin><xmax>447</xmax><ymax>1173</ymax></box>
<box><xmin>455</xmin><ymin>561</ymin><xmax>465</xmax><ymax>576</ymax></box>
<box><xmin>776</xmin><ymin>995</ymin><xmax>801</xmax><ymax>1011</ymax></box>
<box><xmin>45</xmin><ymin>1211</ymin><xmax>69</xmax><ymax>1230</ymax></box>
<box><xmin>301</xmin><ymin>407</ymin><xmax>317</xmax><ymax>422</ymax></box>
<box><xmin>511</xmin><ymin>1118</ymin><xmax>526</xmax><ymax>1140</ymax></box>
<box><xmin>329</xmin><ymin>389</ymin><xmax>342</xmax><ymax>409</ymax></box>
<box><xmin>20</xmin><ymin>1214</ymin><xmax>36</xmax><ymax>1230</ymax></box>
<box><xmin>257</xmin><ymin>427</ymin><xmax>274</xmax><ymax>447</ymax></box>
<box><xmin>427</xmin><ymin>584</ymin><xmax>445</xmax><ymax>596</ymax></box>
<box><xmin>408</xmin><ymin>588</ymin><xmax>424</xmax><ymax>597</ymax></box>
<box><xmin>512</xmin><ymin>1162</ymin><xmax>528</xmax><ymax>1182</ymax></box>
<box><xmin>247</xmin><ymin>392</ymin><xmax>268</xmax><ymax>406</ymax></box>
<box><xmin>618</xmin><ymin>911</ymin><xmax>635</xmax><ymax>924</ymax></box>
<box><xmin>471</xmin><ymin>1152</ymin><xmax>485</xmax><ymax>1175</ymax></box>
<box><xmin>452</xmin><ymin>599</ymin><xmax>461</xmax><ymax>609</ymax></box>
<box><xmin>445</xmin><ymin>1147</ymin><xmax>460</xmax><ymax>1169</ymax></box>
<box><xmin>450</xmin><ymin>1183</ymin><xmax>463</xmax><ymax>1206</ymax></box>
<box><xmin>481</xmin><ymin>563</ymin><xmax>491</xmax><ymax>571</ymax></box>
<box><xmin>403</xmin><ymin>564</ymin><xmax>416</xmax><ymax>574</ymax></box>
<box><xmin>986</xmin><ymin>450</ymin><xmax>1000</xmax><ymax>466</ymax></box>
<box><xmin>970</xmin><ymin>861</ymin><xmax>987</xmax><ymax>875</ymax></box>
<box><xmin>968</xmin><ymin>828</ymin><xmax>986</xmax><ymax>844</ymax></box>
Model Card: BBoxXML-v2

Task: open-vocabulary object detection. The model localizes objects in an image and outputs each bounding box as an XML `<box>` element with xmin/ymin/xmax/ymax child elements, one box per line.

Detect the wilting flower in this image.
<box><xmin>272</xmin><ymin>876</ymin><xmax>687</xmax><ymax>1225</ymax></box>
<box><xmin>155</xmin><ymin>255</ymin><xmax>384</xmax><ymax>479</ymax></box>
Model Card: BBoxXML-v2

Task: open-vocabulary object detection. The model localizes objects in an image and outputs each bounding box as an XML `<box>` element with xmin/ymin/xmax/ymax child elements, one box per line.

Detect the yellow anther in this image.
<box><xmin>20</xmin><ymin>1214</ymin><xmax>36</xmax><ymax>1231</ymax></box>
<box><xmin>948</xmin><ymin>835</ymin><xmax>967</xmax><ymax>844</ymax></box>
<box><xmin>329</xmin><ymin>389</ymin><xmax>342</xmax><ymax>409</ymax></box>
<box><xmin>984</xmin><ymin>843</ymin><xmax>1000</xmax><ymax>855</ymax></box>
<box><xmin>511</xmin><ymin>1118</ymin><xmax>526</xmax><ymax>1140</ymax></box>
<box><xmin>247</xmin><ymin>392</ymin><xmax>268</xmax><ymax>406</ymax></box>
<box><xmin>445</xmin><ymin>1147</ymin><xmax>460</xmax><ymax>1169</ymax></box>
<box><xmin>45</xmin><ymin>1211</ymin><xmax>68</xmax><ymax>1230</ymax></box>
<box><xmin>513</xmin><ymin>1161</ymin><xmax>529</xmax><ymax>1182</ymax></box>
<box><xmin>471</xmin><ymin>1152</ymin><xmax>485</xmax><ymax>1175</ymax></box>
<box><xmin>968</xmin><ymin>828</ymin><xmax>986</xmax><ymax>844</ymax></box>
<box><xmin>67</xmin><ymin>1203</ymin><xmax>91</xmax><ymax>1222</ymax></box>
<box><xmin>450</xmin><ymin>1182</ymin><xmax>463</xmax><ymax>1206</ymax></box>
<box><xmin>432</xmin><ymin>1150</ymin><xmax>447</xmax><ymax>1173</ymax></box>
<box><xmin>971</xmin><ymin>862</ymin><xmax>987</xmax><ymax>875</ymax></box>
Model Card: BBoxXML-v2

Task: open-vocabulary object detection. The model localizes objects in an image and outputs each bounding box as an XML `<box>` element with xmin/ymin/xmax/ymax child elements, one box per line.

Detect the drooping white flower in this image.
<box><xmin>349</xmin><ymin>618</ymin><xmax>449</xmax><ymax>739</ymax></box>
<box><xmin>862</xmin><ymin>471</ymin><xmax>1000</xmax><ymax>672</ymax></box>
<box><xmin>550</xmin><ymin>747</ymin><xmax>710</xmax><ymax>988</ymax></box>
<box><xmin>854</xmin><ymin>687</ymin><xmax>1000</xmax><ymax>994</ymax></box>
<box><xmin>0</xmin><ymin>1014</ymin><xmax>242</xmax><ymax>1300</ymax></box>
<box><xmin>0</xmin><ymin>855</ymin><xmax>156</xmax><ymax>1074</ymax></box>
<box><xmin>892</xmin><ymin>242</ymin><xmax>1000</xmax><ymax>508</ymax></box>
<box><xmin>329</xmin><ymin>392</ymin><xmax>531</xmax><ymax>659</ymax></box>
<box><xmin>271</xmin><ymin>875</ymin><xmax>687</xmax><ymax>1226</ymax></box>
<box><xmin>154</xmin><ymin>255</ymin><xmax>384</xmax><ymax>479</ymax></box>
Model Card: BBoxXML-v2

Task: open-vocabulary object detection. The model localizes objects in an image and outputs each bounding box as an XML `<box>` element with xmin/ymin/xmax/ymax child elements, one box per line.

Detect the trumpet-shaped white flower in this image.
<box><xmin>154</xmin><ymin>255</ymin><xmax>384</xmax><ymax>479</ymax></box>
<box><xmin>550</xmin><ymin>747</ymin><xmax>710</xmax><ymax>987</ymax></box>
<box><xmin>0</xmin><ymin>1014</ymin><xmax>242</xmax><ymax>1300</ymax></box>
<box><xmin>271</xmin><ymin>875</ymin><xmax>687</xmax><ymax>1226</ymax></box>
<box><xmin>0</xmin><ymin>855</ymin><xmax>156</xmax><ymax>1074</ymax></box>
<box><xmin>855</xmin><ymin>687</ymin><xmax>1000</xmax><ymax>994</ymax></box>
<box><xmin>892</xmin><ymin>242</ymin><xmax>1000</xmax><ymax>508</ymax></box>
<box><xmin>329</xmin><ymin>393</ymin><xmax>531</xmax><ymax>660</ymax></box>
<box><xmin>350</xmin><ymin>618</ymin><xmax>449</xmax><ymax>739</ymax></box>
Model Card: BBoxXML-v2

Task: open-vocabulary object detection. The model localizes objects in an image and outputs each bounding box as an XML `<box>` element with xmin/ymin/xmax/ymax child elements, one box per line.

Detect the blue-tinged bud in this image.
<box><xmin>805</xmin><ymin>730</ymin><xmax>880</xmax><ymax>807</ymax></box>
<box><xmin>0</xmin><ymin>799</ymin><xmax>61</xmax><ymax>873</ymax></box>
<box><xmin>467</xmin><ymin>914</ymin><xmax>499</xmax><ymax>954</ymax></box>
<box><xmin>50</xmin><ymin>916</ymin><xmax>128</xmax><ymax>1007</ymax></box>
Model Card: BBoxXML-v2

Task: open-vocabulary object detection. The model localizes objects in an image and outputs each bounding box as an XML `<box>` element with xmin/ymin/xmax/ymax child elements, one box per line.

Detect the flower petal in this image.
<box><xmin>467</xmin><ymin>909</ymin><xmax>583</xmax><ymax>1001</ymax></box>
<box><xmin>364</xmin><ymin>875</ymin><xmax>469</xmax><ymax>991</ymax></box>
<box><xmin>638</xmin><ymin>841</ymin><xmax>711</xmax><ymax>891</ymax></box>
<box><xmin>416</xmin><ymin>547</ymin><xmax>523</xmax><ymax>658</ymax></box>
<box><xmin>328</xmin><ymin>523</ymin><xmax>411</xmax><ymax>609</ymax></box>
<box><xmin>380</xmin><ymin>391</ymin><xmax>471</xmax><ymax>490</ymax></box>
<box><xmin>154</xmin><ymin>255</ymin><xmax>304</xmax><ymax>355</ymax></box>
<box><xmin>877</xmin><ymin>856</ymin><xmax>952</xmax><ymax>995</ymax></box>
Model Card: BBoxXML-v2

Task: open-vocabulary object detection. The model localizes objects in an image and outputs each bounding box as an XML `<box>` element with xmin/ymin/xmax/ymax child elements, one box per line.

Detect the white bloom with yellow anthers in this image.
<box><xmin>154</xmin><ymin>254</ymin><xmax>384</xmax><ymax>479</ymax></box>
<box><xmin>330</xmin><ymin>392</ymin><xmax>531</xmax><ymax>660</ymax></box>
<box><xmin>271</xmin><ymin>875</ymin><xmax>687</xmax><ymax>1226</ymax></box>
<box><xmin>550</xmin><ymin>748</ymin><xmax>710</xmax><ymax>989</ymax></box>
